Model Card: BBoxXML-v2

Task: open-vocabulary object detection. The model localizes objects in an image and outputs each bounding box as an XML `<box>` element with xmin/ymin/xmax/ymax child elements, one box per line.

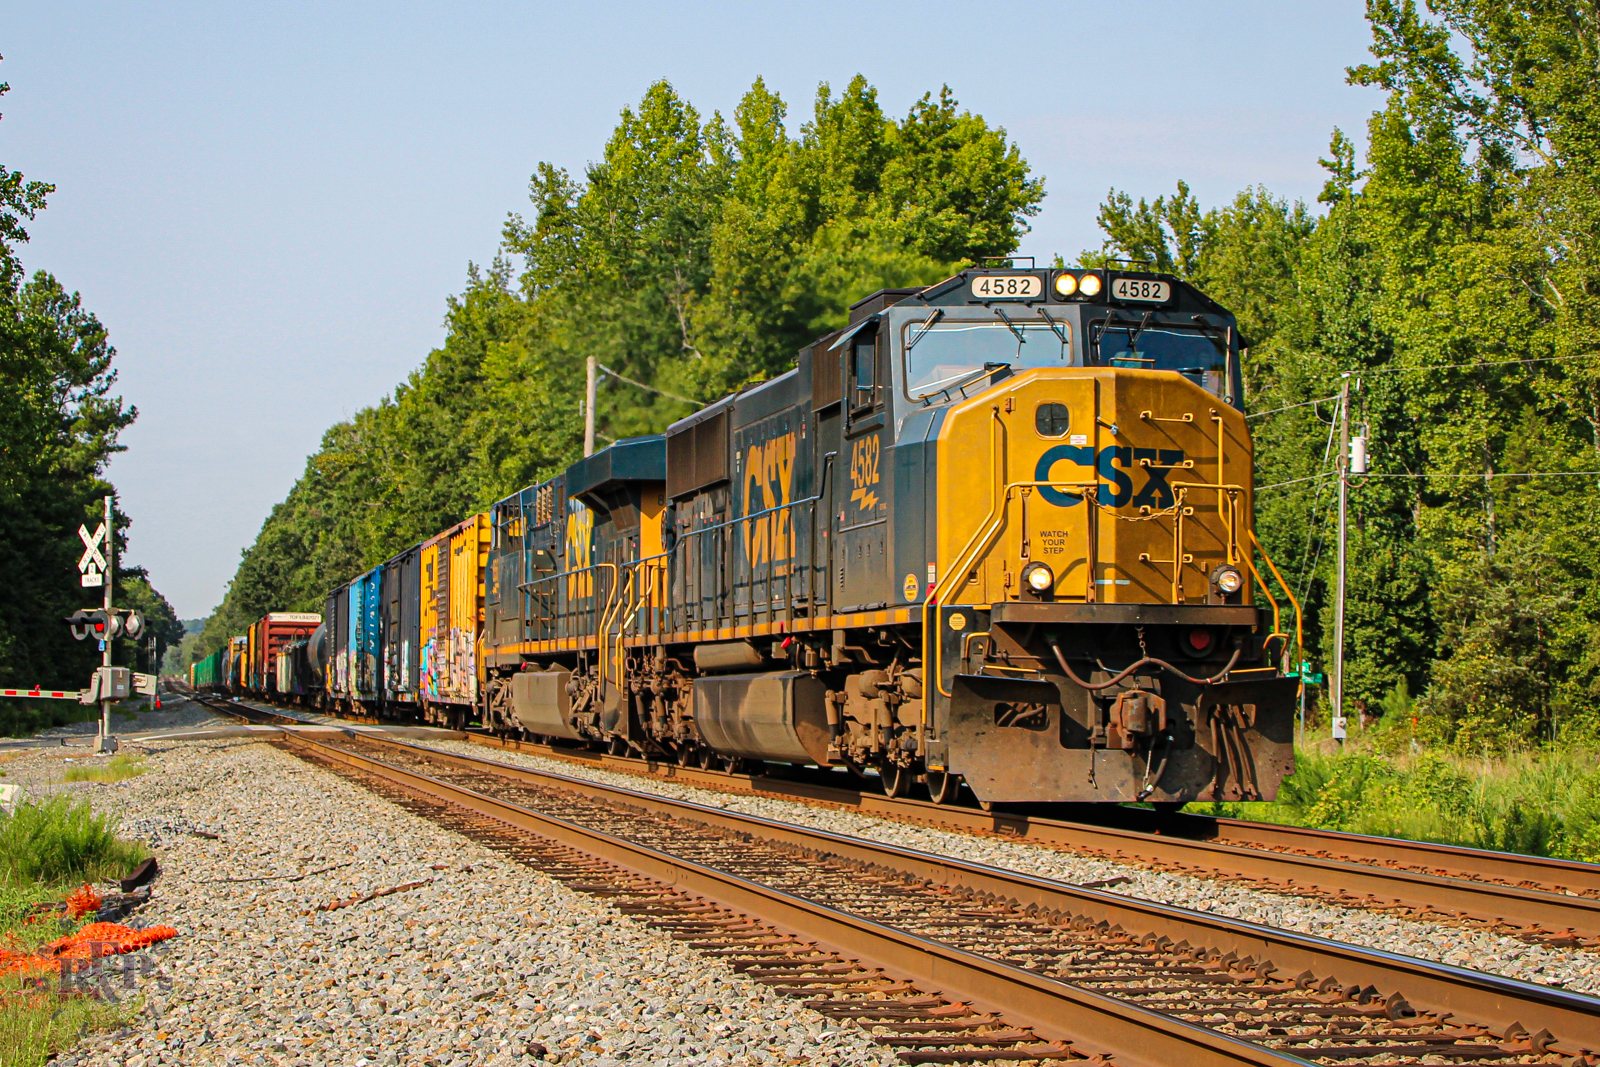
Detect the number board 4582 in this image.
<box><xmin>1110</xmin><ymin>277</ymin><xmax>1171</xmax><ymax>303</ymax></box>
<box><xmin>969</xmin><ymin>275</ymin><xmax>1042</xmax><ymax>300</ymax></box>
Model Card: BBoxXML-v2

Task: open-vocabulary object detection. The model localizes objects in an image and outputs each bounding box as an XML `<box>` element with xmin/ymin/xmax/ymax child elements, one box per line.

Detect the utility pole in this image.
<box><xmin>97</xmin><ymin>493</ymin><xmax>116</xmax><ymax>754</ymax></box>
<box><xmin>1332</xmin><ymin>376</ymin><xmax>1350</xmax><ymax>745</ymax></box>
<box><xmin>584</xmin><ymin>355</ymin><xmax>597</xmax><ymax>457</ymax></box>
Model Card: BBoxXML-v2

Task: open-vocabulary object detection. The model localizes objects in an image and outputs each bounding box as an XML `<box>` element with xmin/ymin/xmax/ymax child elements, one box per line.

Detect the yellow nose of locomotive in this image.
<box><xmin>934</xmin><ymin>367</ymin><xmax>1254</xmax><ymax>608</ymax></box>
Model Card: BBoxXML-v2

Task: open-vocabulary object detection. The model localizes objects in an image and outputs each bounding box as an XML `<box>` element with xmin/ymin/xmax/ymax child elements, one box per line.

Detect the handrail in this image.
<box><xmin>1251</xmin><ymin>531</ymin><xmax>1304</xmax><ymax>672</ymax></box>
<box><xmin>515</xmin><ymin>453</ymin><xmax>838</xmax><ymax>646</ymax></box>
<box><xmin>926</xmin><ymin>474</ymin><xmax>1104</xmax><ymax>698</ymax></box>
<box><xmin>926</xmin><ymin>476</ymin><xmax>1249</xmax><ymax>697</ymax></box>
<box><xmin>597</xmin><ymin>565</ymin><xmax>636</xmax><ymax>695</ymax></box>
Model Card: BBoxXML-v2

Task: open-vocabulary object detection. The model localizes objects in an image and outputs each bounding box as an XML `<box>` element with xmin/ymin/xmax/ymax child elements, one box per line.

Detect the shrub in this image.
<box><xmin>0</xmin><ymin>795</ymin><xmax>145</xmax><ymax>887</ymax></box>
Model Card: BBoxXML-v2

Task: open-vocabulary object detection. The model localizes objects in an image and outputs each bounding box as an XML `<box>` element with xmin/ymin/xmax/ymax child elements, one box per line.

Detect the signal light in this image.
<box><xmin>1187</xmin><ymin>628</ymin><xmax>1213</xmax><ymax>653</ymax></box>
<box><xmin>1053</xmin><ymin>272</ymin><xmax>1078</xmax><ymax>297</ymax></box>
<box><xmin>65</xmin><ymin>609</ymin><xmax>93</xmax><ymax>641</ymax></box>
<box><xmin>65</xmin><ymin>608</ymin><xmax>142</xmax><ymax>641</ymax></box>
<box><xmin>1078</xmin><ymin>272</ymin><xmax>1103</xmax><ymax>298</ymax></box>
<box><xmin>88</xmin><ymin>609</ymin><xmax>120</xmax><ymax>641</ymax></box>
<box><xmin>1213</xmin><ymin>566</ymin><xmax>1244</xmax><ymax>595</ymax></box>
<box><xmin>1020</xmin><ymin>561</ymin><xmax>1055</xmax><ymax>599</ymax></box>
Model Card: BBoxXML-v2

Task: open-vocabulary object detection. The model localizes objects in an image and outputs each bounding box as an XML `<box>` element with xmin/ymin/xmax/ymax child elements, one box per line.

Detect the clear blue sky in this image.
<box><xmin>3</xmin><ymin>1</ymin><xmax>1384</xmax><ymax>619</ymax></box>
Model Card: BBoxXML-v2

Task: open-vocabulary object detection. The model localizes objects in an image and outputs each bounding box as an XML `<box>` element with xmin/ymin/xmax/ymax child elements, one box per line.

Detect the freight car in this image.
<box><xmin>212</xmin><ymin>264</ymin><xmax>1303</xmax><ymax>806</ymax></box>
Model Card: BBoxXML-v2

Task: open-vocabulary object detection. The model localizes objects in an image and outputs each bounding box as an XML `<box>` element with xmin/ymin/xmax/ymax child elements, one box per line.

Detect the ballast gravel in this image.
<box><xmin>1</xmin><ymin>740</ymin><xmax>899</xmax><ymax>1067</ymax></box>
<box><xmin>424</xmin><ymin>737</ymin><xmax>1600</xmax><ymax>997</ymax></box>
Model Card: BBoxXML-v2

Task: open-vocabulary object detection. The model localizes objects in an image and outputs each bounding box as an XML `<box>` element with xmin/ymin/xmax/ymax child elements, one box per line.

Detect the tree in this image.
<box><xmin>0</xmin><ymin>61</ymin><xmax>175</xmax><ymax>725</ymax></box>
<box><xmin>203</xmin><ymin>76</ymin><xmax>1043</xmax><ymax>658</ymax></box>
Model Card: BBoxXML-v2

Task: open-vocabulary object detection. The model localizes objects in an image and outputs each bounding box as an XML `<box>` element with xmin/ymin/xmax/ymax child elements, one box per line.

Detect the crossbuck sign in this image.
<box><xmin>78</xmin><ymin>523</ymin><xmax>107</xmax><ymax>588</ymax></box>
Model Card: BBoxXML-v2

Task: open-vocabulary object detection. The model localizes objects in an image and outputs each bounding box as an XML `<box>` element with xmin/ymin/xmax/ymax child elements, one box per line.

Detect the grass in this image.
<box><xmin>61</xmin><ymin>755</ymin><xmax>146</xmax><ymax>785</ymax></box>
<box><xmin>0</xmin><ymin>797</ymin><xmax>148</xmax><ymax>1065</ymax></box>
<box><xmin>1196</xmin><ymin>738</ymin><xmax>1600</xmax><ymax>861</ymax></box>
<box><xmin>0</xmin><ymin>983</ymin><xmax>132</xmax><ymax>1067</ymax></box>
<box><xmin>0</xmin><ymin>794</ymin><xmax>146</xmax><ymax>891</ymax></box>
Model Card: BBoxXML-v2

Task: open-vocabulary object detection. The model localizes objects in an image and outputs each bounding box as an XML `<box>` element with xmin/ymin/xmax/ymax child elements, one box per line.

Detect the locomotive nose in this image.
<box><xmin>939</xmin><ymin>368</ymin><xmax>1250</xmax><ymax>609</ymax></box>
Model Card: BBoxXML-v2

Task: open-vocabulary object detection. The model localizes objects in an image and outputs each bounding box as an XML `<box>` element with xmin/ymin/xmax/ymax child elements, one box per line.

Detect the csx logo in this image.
<box><xmin>849</xmin><ymin>436</ymin><xmax>880</xmax><ymax>512</ymax></box>
<box><xmin>743</xmin><ymin>431</ymin><xmax>797</xmax><ymax>565</ymax></box>
<box><xmin>1035</xmin><ymin>445</ymin><xmax>1186</xmax><ymax>509</ymax></box>
<box><xmin>565</xmin><ymin>505</ymin><xmax>594</xmax><ymax>597</ymax></box>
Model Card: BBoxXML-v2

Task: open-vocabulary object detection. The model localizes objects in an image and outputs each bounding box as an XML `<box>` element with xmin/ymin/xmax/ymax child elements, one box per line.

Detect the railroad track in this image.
<box><xmin>457</xmin><ymin>731</ymin><xmax>1600</xmax><ymax>946</ymax></box>
<box><xmin>188</xmin><ymin>692</ymin><xmax>1600</xmax><ymax>945</ymax></box>
<box><xmin>262</xmin><ymin>727</ymin><xmax>1598</xmax><ymax>1067</ymax></box>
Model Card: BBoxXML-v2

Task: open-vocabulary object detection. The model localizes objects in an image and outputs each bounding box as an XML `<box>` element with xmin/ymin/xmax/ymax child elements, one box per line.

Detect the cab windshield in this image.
<box><xmin>901</xmin><ymin>315</ymin><xmax>1069</xmax><ymax>400</ymax></box>
<box><xmin>1095</xmin><ymin>323</ymin><xmax>1227</xmax><ymax>393</ymax></box>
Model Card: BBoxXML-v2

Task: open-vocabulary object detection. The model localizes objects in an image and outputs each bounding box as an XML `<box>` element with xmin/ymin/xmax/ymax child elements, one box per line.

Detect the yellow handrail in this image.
<box><xmin>1251</xmin><ymin>530</ymin><xmax>1304</xmax><ymax>670</ymax></box>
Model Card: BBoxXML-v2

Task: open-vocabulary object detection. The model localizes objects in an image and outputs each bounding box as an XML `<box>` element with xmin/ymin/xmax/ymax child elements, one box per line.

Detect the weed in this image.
<box><xmin>61</xmin><ymin>755</ymin><xmax>146</xmax><ymax>784</ymax></box>
<box><xmin>0</xmin><ymin>802</ymin><xmax>146</xmax><ymax>1066</ymax></box>
<box><xmin>0</xmin><ymin>980</ymin><xmax>131</xmax><ymax>1067</ymax></box>
<box><xmin>0</xmin><ymin>795</ymin><xmax>146</xmax><ymax>888</ymax></box>
<box><xmin>1212</xmin><ymin>741</ymin><xmax>1600</xmax><ymax>860</ymax></box>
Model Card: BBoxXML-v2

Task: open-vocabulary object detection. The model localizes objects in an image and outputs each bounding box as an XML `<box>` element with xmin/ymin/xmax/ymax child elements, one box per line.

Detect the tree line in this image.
<box><xmin>207</xmin><ymin>0</ymin><xmax>1600</xmax><ymax>752</ymax></box>
<box><xmin>194</xmin><ymin>76</ymin><xmax>1041</xmax><ymax>649</ymax></box>
<box><xmin>0</xmin><ymin>67</ymin><xmax>183</xmax><ymax>734</ymax></box>
<box><xmin>1090</xmin><ymin>0</ymin><xmax>1600</xmax><ymax>749</ymax></box>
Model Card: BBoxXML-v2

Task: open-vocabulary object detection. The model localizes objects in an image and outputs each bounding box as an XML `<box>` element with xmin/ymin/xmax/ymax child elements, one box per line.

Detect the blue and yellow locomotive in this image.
<box><xmin>452</xmin><ymin>263</ymin><xmax>1300</xmax><ymax>806</ymax></box>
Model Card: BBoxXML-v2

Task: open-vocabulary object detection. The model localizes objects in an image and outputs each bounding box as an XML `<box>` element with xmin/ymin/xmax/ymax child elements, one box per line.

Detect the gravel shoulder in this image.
<box><xmin>424</xmin><ymin>737</ymin><xmax>1600</xmax><ymax>996</ymax></box>
<box><xmin>1</xmin><ymin>738</ymin><xmax>898</xmax><ymax>1067</ymax></box>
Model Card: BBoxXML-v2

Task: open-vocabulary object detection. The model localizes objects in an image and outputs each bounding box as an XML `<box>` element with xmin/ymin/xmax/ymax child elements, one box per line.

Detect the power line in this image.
<box><xmin>1258</xmin><ymin>469</ymin><xmax>1600</xmax><ymax>491</ymax></box>
<box><xmin>1257</xmin><ymin>472</ymin><xmax>1334</xmax><ymax>491</ymax></box>
<box><xmin>1344</xmin><ymin>352</ymin><xmax>1600</xmax><ymax>375</ymax></box>
<box><xmin>596</xmin><ymin>363</ymin><xmax>703</xmax><ymax>407</ymax></box>
<box><xmin>1247</xmin><ymin>393</ymin><xmax>1340</xmax><ymax>420</ymax></box>
<box><xmin>1359</xmin><ymin>470</ymin><xmax>1600</xmax><ymax>479</ymax></box>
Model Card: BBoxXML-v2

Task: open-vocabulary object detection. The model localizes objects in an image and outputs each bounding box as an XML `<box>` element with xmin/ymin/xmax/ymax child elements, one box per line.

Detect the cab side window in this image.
<box><xmin>850</xmin><ymin>332</ymin><xmax>879</xmax><ymax>412</ymax></box>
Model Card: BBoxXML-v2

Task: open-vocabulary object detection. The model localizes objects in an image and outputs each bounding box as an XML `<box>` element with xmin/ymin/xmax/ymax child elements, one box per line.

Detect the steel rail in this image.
<box><xmin>1184</xmin><ymin>815</ymin><xmax>1600</xmax><ymax>898</ymax></box>
<box><xmin>459</xmin><ymin>732</ymin><xmax>1600</xmax><ymax>938</ymax></box>
<box><xmin>196</xmin><ymin>693</ymin><xmax>1600</xmax><ymax>936</ymax></box>
<box><xmin>340</xmin><ymin>731</ymin><xmax>1600</xmax><ymax>1057</ymax></box>
<box><xmin>278</xmin><ymin>731</ymin><xmax>1315</xmax><ymax>1067</ymax></box>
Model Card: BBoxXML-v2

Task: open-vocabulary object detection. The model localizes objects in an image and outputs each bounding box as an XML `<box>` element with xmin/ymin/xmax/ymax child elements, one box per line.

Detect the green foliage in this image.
<box><xmin>202</xmin><ymin>76</ymin><xmax>1043</xmax><ymax>655</ymax></box>
<box><xmin>0</xmin><ymin>63</ymin><xmax>177</xmax><ymax>714</ymax></box>
<box><xmin>61</xmin><ymin>754</ymin><xmax>146</xmax><ymax>783</ymax></box>
<box><xmin>1219</xmin><ymin>742</ymin><xmax>1600</xmax><ymax>862</ymax></box>
<box><xmin>0</xmin><ymin>794</ymin><xmax>145</xmax><ymax>887</ymax></box>
<box><xmin>1091</xmin><ymin>3</ymin><xmax>1600</xmax><ymax>752</ymax></box>
<box><xmin>0</xmin><ymin>700</ymin><xmax>98</xmax><ymax>741</ymax></box>
<box><xmin>0</xmin><ymin>986</ymin><xmax>130</xmax><ymax>1067</ymax></box>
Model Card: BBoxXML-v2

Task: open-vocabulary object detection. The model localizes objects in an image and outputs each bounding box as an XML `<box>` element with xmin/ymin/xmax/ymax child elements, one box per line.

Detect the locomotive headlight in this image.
<box><xmin>1022</xmin><ymin>561</ymin><xmax>1055</xmax><ymax>593</ymax></box>
<box><xmin>1213</xmin><ymin>566</ymin><xmax>1244</xmax><ymax>595</ymax></box>
<box><xmin>1053</xmin><ymin>272</ymin><xmax>1078</xmax><ymax>297</ymax></box>
<box><xmin>1078</xmin><ymin>272</ymin><xmax>1103</xmax><ymax>297</ymax></box>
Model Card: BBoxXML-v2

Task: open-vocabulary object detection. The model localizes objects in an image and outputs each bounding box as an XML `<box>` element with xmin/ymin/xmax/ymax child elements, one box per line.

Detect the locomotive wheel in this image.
<box><xmin>696</xmin><ymin>746</ymin><xmax>717</xmax><ymax>770</ymax></box>
<box><xmin>925</xmin><ymin>770</ymin><xmax>961</xmax><ymax>805</ymax></box>
<box><xmin>882</xmin><ymin>762</ymin><xmax>913</xmax><ymax>798</ymax></box>
<box><xmin>674</xmin><ymin>745</ymin><xmax>696</xmax><ymax>767</ymax></box>
<box><xmin>719</xmin><ymin>755</ymin><xmax>744</xmax><ymax>774</ymax></box>
<box><xmin>608</xmin><ymin>736</ymin><xmax>629</xmax><ymax>757</ymax></box>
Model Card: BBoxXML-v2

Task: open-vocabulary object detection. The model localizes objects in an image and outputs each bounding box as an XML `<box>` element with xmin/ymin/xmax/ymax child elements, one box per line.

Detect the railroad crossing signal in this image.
<box><xmin>77</xmin><ymin>522</ymin><xmax>108</xmax><ymax>587</ymax></box>
<box><xmin>64</xmin><ymin>608</ymin><xmax>142</xmax><ymax>643</ymax></box>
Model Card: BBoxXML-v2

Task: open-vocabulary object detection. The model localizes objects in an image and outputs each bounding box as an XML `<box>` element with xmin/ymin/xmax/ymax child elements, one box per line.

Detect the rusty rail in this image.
<box><xmin>280</xmin><ymin>731</ymin><xmax>1316</xmax><ymax>1067</ymax></box>
<box><xmin>458</xmin><ymin>731</ymin><xmax>1600</xmax><ymax>940</ymax></box>
<box><xmin>304</xmin><ymin>732</ymin><xmax>1600</xmax><ymax>1060</ymax></box>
